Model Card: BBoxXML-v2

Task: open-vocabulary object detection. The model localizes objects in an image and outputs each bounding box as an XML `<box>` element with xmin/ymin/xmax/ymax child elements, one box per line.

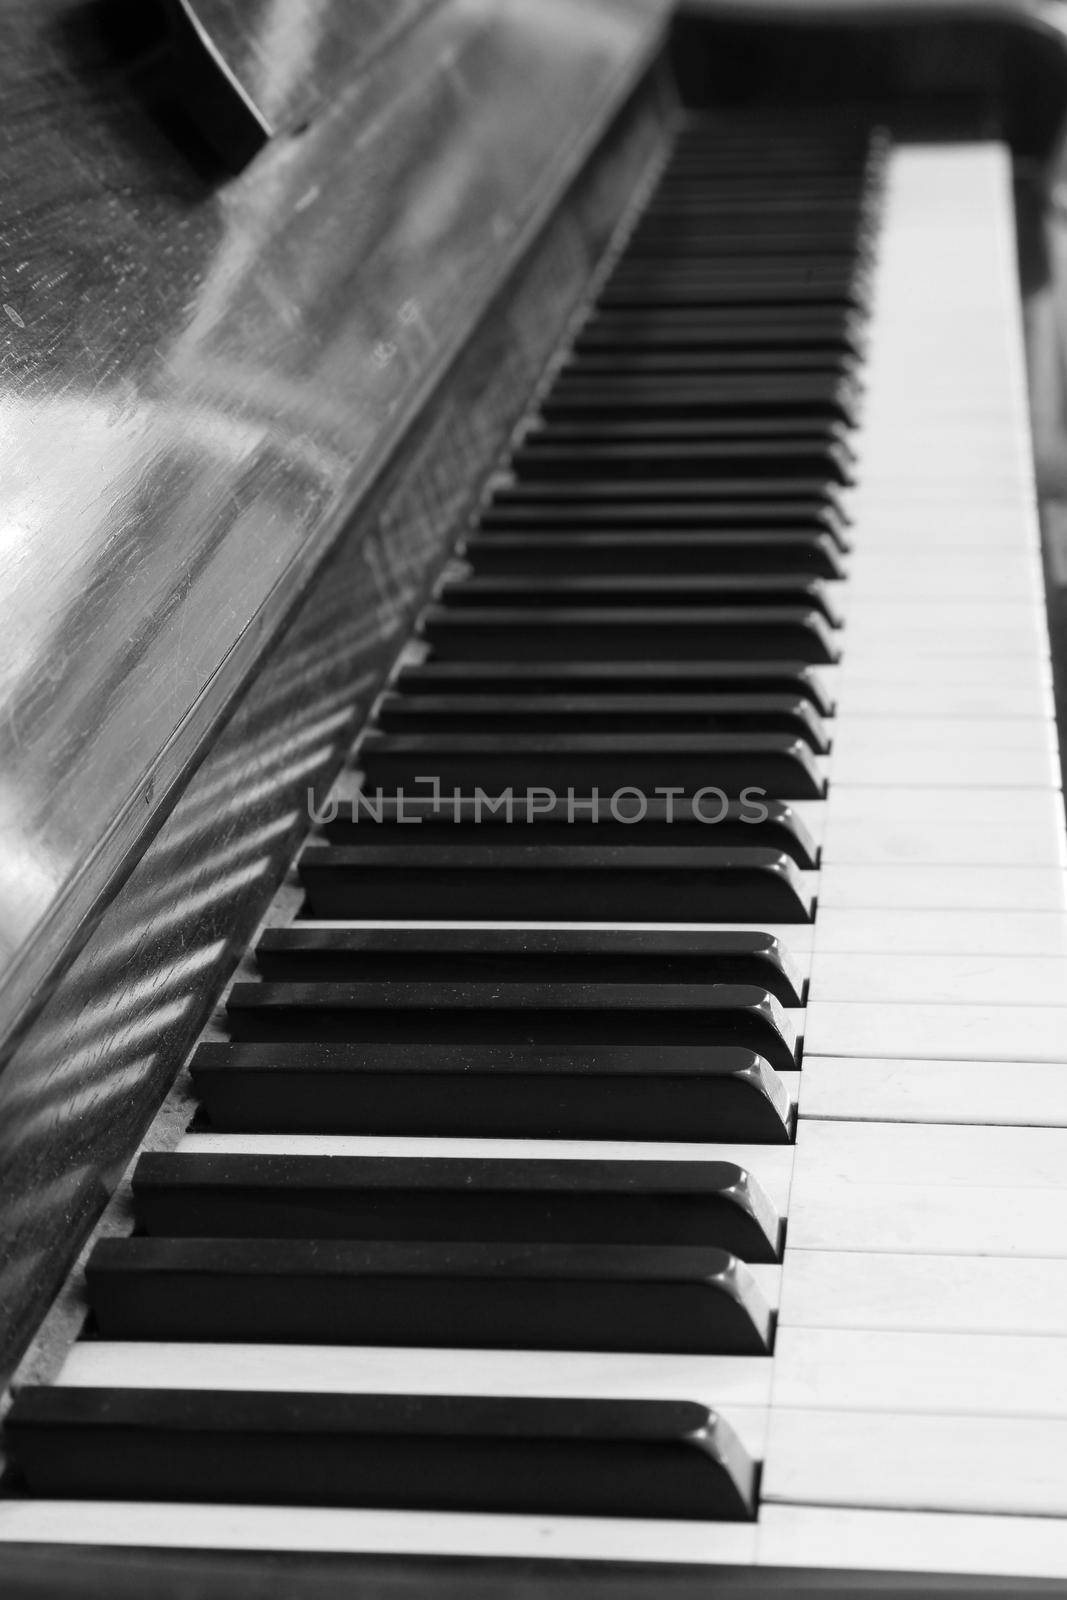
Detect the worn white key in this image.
<box><xmin>779</xmin><ymin>1251</ymin><xmax>1067</xmax><ymax>1336</ymax></box>
<box><xmin>800</xmin><ymin>1057</ymin><xmax>1067</xmax><ymax>1126</ymax></box>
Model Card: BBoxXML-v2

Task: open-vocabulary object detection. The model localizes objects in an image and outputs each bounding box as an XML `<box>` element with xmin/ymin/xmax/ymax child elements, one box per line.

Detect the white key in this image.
<box><xmin>814</xmin><ymin>785</ymin><xmax>1066</xmax><ymax>825</ymax></box>
<box><xmin>823</xmin><ymin>680</ymin><xmax>1053</xmax><ymax>718</ymax></box>
<box><xmin>816</xmin><ymin>865</ymin><xmax>1066</xmax><ymax>911</ymax></box>
<box><xmin>758</xmin><ymin>1505</ymin><xmax>1067</xmax><ymax>1579</ymax></box>
<box><xmin>804</xmin><ymin>999</ymin><xmax>1067</xmax><ymax>1063</ymax></box>
<box><xmin>788</xmin><ymin>1121</ymin><xmax>1067</xmax><ymax>1255</ymax></box>
<box><xmin>763</xmin><ymin>1408</ymin><xmax>1067</xmax><ymax>1516</ymax></box>
<box><xmin>779</xmin><ymin>1250</ymin><xmax>1067</xmax><ymax>1336</ymax></box>
<box><xmin>826</xmin><ymin>742</ymin><xmax>1059</xmax><ymax>790</ymax></box>
<box><xmin>56</xmin><ymin>1342</ymin><xmax>774</xmax><ymax>1413</ymax></box>
<box><xmin>808</xmin><ymin>952</ymin><xmax>1067</xmax><ymax>1006</ymax></box>
<box><xmin>820</xmin><ymin>818</ymin><xmax>1064</xmax><ymax>866</ymax></box>
<box><xmin>800</xmin><ymin>1056</ymin><xmax>1067</xmax><ymax>1127</ymax></box>
<box><xmin>843</xmin><ymin>513</ymin><xmax>1038</xmax><ymax>548</ymax></box>
<box><xmin>844</xmin><ymin>625</ymin><xmax>1044</xmax><ymax>660</ymax></box>
<box><xmin>815</xmin><ymin>789</ymin><xmax>1067</xmax><ymax>865</ymax></box>
<box><xmin>829</xmin><ymin>717</ymin><xmax>1057</xmax><ymax>753</ymax></box>
<box><xmin>833</xmin><ymin>656</ymin><xmax>1050</xmax><ymax>691</ymax></box>
<box><xmin>773</xmin><ymin>1326</ymin><xmax>1067</xmax><ymax>1417</ymax></box>
<box><xmin>0</xmin><ymin>1501</ymin><xmax>758</xmax><ymax>1564</ymax></box>
<box><xmin>811</xmin><ymin>908</ymin><xmax>1067</xmax><ymax>957</ymax></box>
<box><xmin>847</xmin><ymin>554</ymin><xmax>1041</xmax><ymax>599</ymax></box>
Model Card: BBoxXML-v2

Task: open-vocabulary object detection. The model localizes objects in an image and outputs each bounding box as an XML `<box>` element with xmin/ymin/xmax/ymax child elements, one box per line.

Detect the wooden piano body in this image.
<box><xmin>2</xmin><ymin>0</ymin><xmax>1067</xmax><ymax>1591</ymax></box>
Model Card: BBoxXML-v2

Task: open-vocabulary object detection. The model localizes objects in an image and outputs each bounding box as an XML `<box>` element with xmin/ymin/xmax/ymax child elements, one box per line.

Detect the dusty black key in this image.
<box><xmin>509</xmin><ymin>439</ymin><xmax>854</xmax><ymax>483</ymax></box>
<box><xmin>253</xmin><ymin>928</ymin><xmax>806</xmax><ymax>1005</ymax></box>
<box><xmin>376</xmin><ymin>694</ymin><xmax>829</xmax><ymax>750</ymax></box>
<box><xmin>464</xmin><ymin>531</ymin><xmax>846</xmax><ymax>578</ymax></box>
<box><xmin>420</xmin><ymin>608</ymin><xmax>838</xmax><ymax>663</ymax></box>
<box><xmin>131</xmin><ymin>1152</ymin><xmax>784</xmax><ymax>1260</ymax></box>
<box><xmin>358</xmin><ymin>729</ymin><xmax>826</xmax><ymax>797</ymax></box>
<box><xmin>436</xmin><ymin>576</ymin><xmax>842</xmax><ymax>627</ymax></box>
<box><xmin>225</xmin><ymin>981</ymin><xmax>800</xmax><ymax>1072</ymax></box>
<box><xmin>191</xmin><ymin>1041</ymin><xmax>793</xmax><ymax>1142</ymax></box>
<box><xmin>396</xmin><ymin>661</ymin><xmax>835</xmax><ymax>716</ymax></box>
<box><xmin>86</xmin><ymin>1237</ymin><xmax>774</xmax><ymax>1354</ymax></box>
<box><xmin>323</xmin><ymin>795</ymin><xmax>819</xmax><ymax>872</ymax></box>
<box><xmin>480</xmin><ymin>498</ymin><xmax>851</xmax><ymax>549</ymax></box>
<box><xmin>6</xmin><ymin>1389</ymin><xmax>758</xmax><ymax>1521</ymax></box>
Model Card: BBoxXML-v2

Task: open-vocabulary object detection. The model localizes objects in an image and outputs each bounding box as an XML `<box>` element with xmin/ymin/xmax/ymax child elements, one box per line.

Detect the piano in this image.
<box><xmin>3</xmin><ymin>0</ymin><xmax>1067</xmax><ymax>1592</ymax></box>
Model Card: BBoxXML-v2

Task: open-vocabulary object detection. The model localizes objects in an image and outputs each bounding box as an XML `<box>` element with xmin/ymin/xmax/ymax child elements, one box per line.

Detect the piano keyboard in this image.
<box><xmin>5</xmin><ymin>117</ymin><xmax>1067</xmax><ymax>1585</ymax></box>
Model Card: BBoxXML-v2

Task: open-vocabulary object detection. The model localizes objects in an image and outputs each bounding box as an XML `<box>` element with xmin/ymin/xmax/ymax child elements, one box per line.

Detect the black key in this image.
<box><xmin>522</xmin><ymin>416</ymin><xmax>855</xmax><ymax>447</ymax></box>
<box><xmin>561</xmin><ymin>350</ymin><xmax>858</xmax><ymax>377</ymax></box>
<box><xmin>540</xmin><ymin>376</ymin><xmax>860</xmax><ymax>425</ymax></box>
<box><xmin>420</xmin><ymin>608</ymin><xmax>838</xmax><ymax>662</ymax></box>
<box><xmin>436</xmin><ymin>577</ymin><xmax>840</xmax><ymax>626</ymax></box>
<box><xmin>297</xmin><ymin>842</ymin><xmax>814</xmax><ymax>922</ymax></box>
<box><xmin>86</xmin><ymin>1238</ymin><xmax>774</xmax><ymax>1354</ymax></box>
<box><xmin>573</xmin><ymin>322</ymin><xmax>864</xmax><ymax>358</ymax></box>
<box><xmin>625</xmin><ymin>227</ymin><xmax>869</xmax><ymax>256</ymax></box>
<box><xmin>191</xmin><ymin>1041</ymin><xmax>793</xmax><ymax>1142</ymax></box>
<box><xmin>486</xmin><ymin>477</ymin><xmax>844</xmax><ymax>506</ymax></box>
<box><xmin>480</xmin><ymin>499</ymin><xmax>851</xmax><ymax>549</ymax></box>
<box><xmin>297</xmin><ymin>838</ymin><xmax>815</xmax><ymax>921</ymax></box>
<box><xmin>358</xmin><ymin>729</ymin><xmax>827</xmax><ymax>797</ymax></box>
<box><xmin>253</xmin><ymin>927</ymin><xmax>807</xmax><ymax>1005</ymax></box>
<box><xmin>636</xmin><ymin>199</ymin><xmax>868</xmax><ymax>223</ymax></box>
<box><xmin>396</xmin><ymin>661</ymin><xmax>835</xmax><ymax>715</ymax></box>
<box><xmin>322</xmin><ymin>795</ymin><xmax>819</xmax><ymax>872</ymax></box>
<box><xmin>509</xmin><ymin>440</ymin><xmax>854</xmax><ymax>483</ymax></box>
<box><xmin>464</xmin><ymin>531</ymin><xmax>846</xmax><ymax>578</ymax></box>
<box><xmin>598</xmin><ymin>282</ymin><xmax>864</xmax><ymax>312</ymax></box>
<box><xmin>130</xmin><ymin>1152</ymin><xmax>784</xmax><ymax>1260</ymax></box>
<box><xmin>601</xmin><ymin>263</ymin><xmax>865</xmax><ymax>293</ymax></box>
<box><xmin>6</xmin><ymin>1389</ymin><xmax>758</xmax><ymax>1521</ymax></box>
<box><xmin>224</xmin><ymin>981</ymin><xmax>800</xmax><ymax>1071</ymax></box>
<box><xmin>375</xmin><ymin>694</ymin><xmax>830</xmax><ymax>751</ymax></box>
